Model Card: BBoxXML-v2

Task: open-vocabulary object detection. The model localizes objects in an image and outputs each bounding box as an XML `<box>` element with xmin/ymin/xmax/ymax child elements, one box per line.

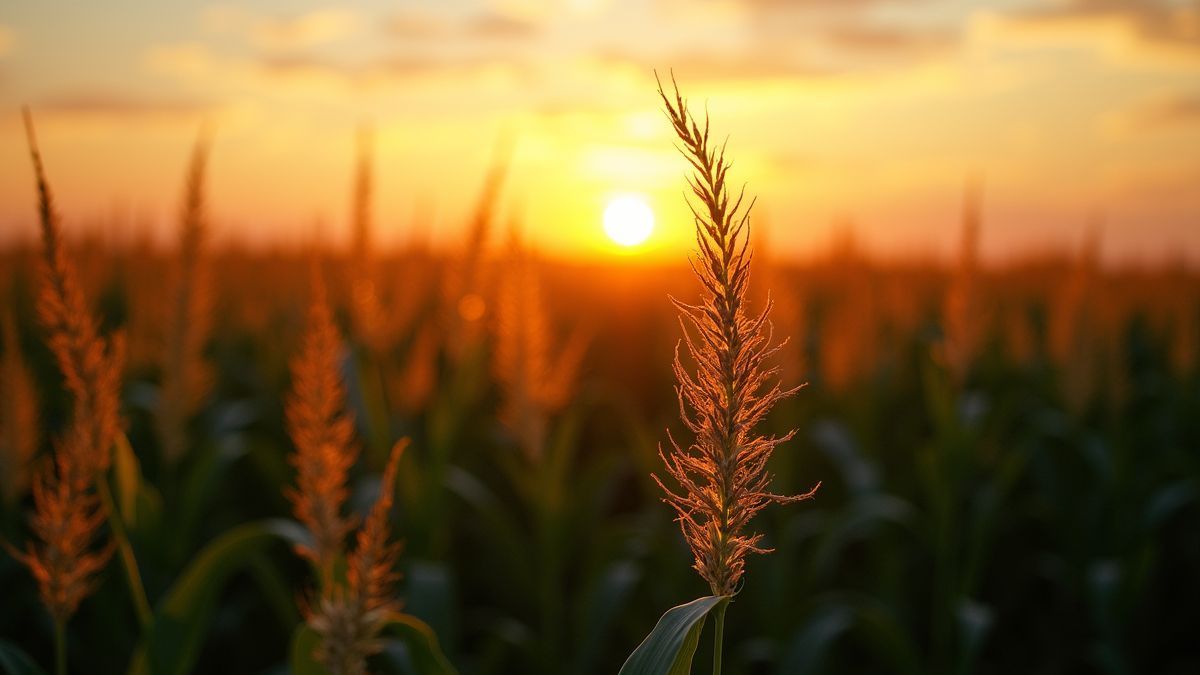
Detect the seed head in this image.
<box><xmin>653</xmin><ymin>73</ymin><xmax>818</xmax><ymax>597</ymax></box>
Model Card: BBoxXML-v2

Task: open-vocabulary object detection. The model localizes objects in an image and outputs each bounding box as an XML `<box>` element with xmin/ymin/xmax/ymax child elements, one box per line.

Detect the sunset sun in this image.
<box><xmin>603</xmin><ymin>194</ymin><xmax>655</xmax><ymax>247</ymax></box>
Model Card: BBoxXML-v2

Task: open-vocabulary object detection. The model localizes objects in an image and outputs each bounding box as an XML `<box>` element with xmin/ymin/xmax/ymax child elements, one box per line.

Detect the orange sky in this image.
<box><xmin>1</xmin><ymin>0</ymin><xmax>1198</xmax><ymax>264</ymax></box>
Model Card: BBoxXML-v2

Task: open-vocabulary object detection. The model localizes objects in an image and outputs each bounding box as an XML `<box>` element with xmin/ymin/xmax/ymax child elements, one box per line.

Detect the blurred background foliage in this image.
<box><xmin>1</xmin><ymin>213</ymin><xmax>1198</xmax><ymax>675</ymax></box>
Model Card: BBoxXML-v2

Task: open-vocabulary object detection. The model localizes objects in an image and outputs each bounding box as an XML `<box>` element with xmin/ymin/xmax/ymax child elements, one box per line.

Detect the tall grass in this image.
<box><xmin>286</xmin><ymin>269</ymin><xmax>359</xmax><ymax>588</ymax></box>
<box><xmin>158</xmin><ymin>128</ymin><xmax>213</xmax><ymax>467</ymax></box>
<box><xmin>494</xmin><ymin>229</ymin><xmax>586</xmax><ymax>462</ymax></box>
<box><xmin>287</xmin><ymin>267</ymin><xmax>411</xmax><ymax>674</ymax></box>
<box><xmin>12</xmin><ymin>107</ymin><xmax>126</xmax><ymax>675</ymax></box>
<box><xmin>649</xmin><ymin>73</ymin><xmax>818</xmax><ymax>674</ymax></box>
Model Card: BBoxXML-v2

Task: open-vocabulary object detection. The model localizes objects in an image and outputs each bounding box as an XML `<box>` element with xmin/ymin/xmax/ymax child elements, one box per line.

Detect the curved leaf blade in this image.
<box><xmin>128</xmin><ymin>518</ymin><xmax>308</xmax><ymax>675</ymax></box>
<box><xmin>289</xmin><ymin>625</ymin><xmax>325</xmax><ymax>675</ymax></box>
<box><xmin>383</xmin><ymin>612</ymin><xmax>459</xmax><ymax>675</ymax></box>
<box><xmin>0</xmin><ymin>641</ymin><xmax>47</xmax><ymax>675</ymax></box>
<box><xmin>619</xmin><ymin>596</ymin><xmax>726</xmax><ymax>675</ymax></box>
<box><xmin>114</xmin><ymin>433</ymin><xmax>141</xmax><ymax>525</ymax></box>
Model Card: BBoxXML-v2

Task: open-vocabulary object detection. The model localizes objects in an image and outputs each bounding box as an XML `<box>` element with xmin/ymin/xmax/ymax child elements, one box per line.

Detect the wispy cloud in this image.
<box><xmin>467</xmin><ymin>12</ymin><xmax>540</xmax><ymax>39</ymax></box>
<box><xmin>257</xmin><ymin>51</ymin><xmax>526</xmax><ymax>84</ymax></box>
<box><xmin>203</xmin><ymin>6</ymin><xmax>361</xmax><ymax>50</ymax></box>
<box><xmin>741</xmin><ymin>0</ymin><xmax>931</xmax><ymax>9</ymax></box>
<box><xmin>824</xmin><ymin>23</ymin><xmax>956</xmax><ymax>54</ymax></box>
<box><xmin>600</xmin><ymin>47</ymin><xmax>835</xmax><ymax>82</ymax></box>
<box><xmin>146</xmin><ymin>38</ymin><xmax>530</xmax><ymax>93</ymax></box>
<box><xmin>1121</xmin><ymin>90</ymin><xmax>1200</xmax><ymax>130</ymax></box>
<box><xmin>0</xmin><ymin>24</ymin><xmax>15</xmax><ymax>57</ymax></box>
<box><xmin>384</xmin><ymin>8</ymin><xmax>541</xmax><ymax>40</ymax></box>
<box><xmin>1000</xmin><ymin>0</ymin><xmax>1200</xmax><ymax>62</ymax></box>
<box><xmin>36</xmin><ymin>92</ymin><xmax>210</xmax><ymax>118</ymax></box>
<box><xmin>384</xmin><ymin>10</ymin><xmax>453</xmax><ymax>40</ymax></box>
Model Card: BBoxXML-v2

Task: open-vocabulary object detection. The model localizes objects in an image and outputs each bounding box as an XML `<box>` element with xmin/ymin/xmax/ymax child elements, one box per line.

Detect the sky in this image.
<box><xmin>0</xmin><ymin>0</ymin><xmax>1198</xmax><ymax>264</ymax></box>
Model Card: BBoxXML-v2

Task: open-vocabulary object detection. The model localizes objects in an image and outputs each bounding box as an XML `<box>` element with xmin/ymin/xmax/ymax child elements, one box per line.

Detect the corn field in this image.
<box><xmin>1</xmin><ymin>81</ymin><xmax>1199</xmax><ymax>675</ymax></box>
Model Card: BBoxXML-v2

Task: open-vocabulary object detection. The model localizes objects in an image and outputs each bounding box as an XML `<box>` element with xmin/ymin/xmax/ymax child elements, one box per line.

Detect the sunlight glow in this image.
<box><xmin>603</xmin><ymin>195</ymin><xmax>655</xmax><ymax>247</ymax></box>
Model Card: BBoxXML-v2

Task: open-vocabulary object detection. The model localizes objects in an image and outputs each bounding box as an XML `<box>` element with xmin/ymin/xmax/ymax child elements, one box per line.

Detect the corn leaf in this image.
<box><xmin>0</xmin><ymin>641</ymin><xmax>46</xmax><ymax>675</ymax></box>
<box><xmin>618</xmin><ymin>595</ymin><xmax>726</xmax><ymax>675</ymax></box>
<box><xmin>383</xmin><ymin>612</ymin><xmax>459</xmax><ymax>675</ymax></box>
<box><xmin>128</xmin><ymin>518</ymin><xmax>308</xmax><ymax>675</ymax></box>
<box><xmin>404</xmin><ymin>560</ymin><xmax>458</xmax><ymax>655</ymax></box>
<box><xmin>289</xmin><ymin>625</ymin><xmax>325</xmax><ymax>675</ymax></box>
<box><xmin>572</xmin><ymin>559</ymin><xmax>641</xmax><ymax>675</ymax></box>
<box><xmin>114</xmin><ymin>433</ymin><xmax>140</xmax><ymax>525</ymax></box>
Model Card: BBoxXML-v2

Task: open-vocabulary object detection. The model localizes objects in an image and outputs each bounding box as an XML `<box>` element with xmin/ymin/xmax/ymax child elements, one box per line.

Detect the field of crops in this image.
<box><xmin>2</xmin><ymin>88</ymin><xmax>1199</xmax><ymax>675</ymax></box>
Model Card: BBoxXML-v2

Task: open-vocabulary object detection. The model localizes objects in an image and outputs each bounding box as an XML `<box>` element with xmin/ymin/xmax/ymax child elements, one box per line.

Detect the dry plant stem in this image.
<box><xmin>654</xmin><ymin>72</ymin><xmax>818</xmax><ymax>675</ymax></box>
<box><xmin>308</xmin><ymin>440</ymin><xmax>407</xmax><ymax>675</ymax></box>
<box><xmin>351</xmin><ymin>124</ymin><xmax>373</xmax><ymax>271</ymax></box>
<box><xmin>286</xmin><ymin>270</ymin><xmax>358</xmax><ymax>593</ymax></box>
<box><xmin>24</xmin><ymin>108</ymin><xmax>123</xmax><ymax>479</ymax></box>
<box><xmin>22</xmin><ymin>108</ymin><xmax>149</xmax><ymax>627</ymax></box>
<box><xmin>494</xmin><ymin>232</ymin><xmax>586</xmax><ymax>464</ymax></box>
<box><xmin>653</xmin><ymin>73</ymin><xmax>818</xmax><ymax>596</ymax></box>
<box><xmin>346</xmin><ymin>125</ymin><xmax>394</xmax><ymax>458</ymax></box>
<box><xmin>159</xmin><ymin>128</ymin><xmax>213</xmax><ymax>470</ymax></box>
<box><xmin>54</xmin><ymin>619</ymin><xmax>65</xmax><ymax>675</ymax></box>
<box><xmin>3</xmin><ymin>429</ymin><xmax>112</xmax><ymax>625</ymax></box>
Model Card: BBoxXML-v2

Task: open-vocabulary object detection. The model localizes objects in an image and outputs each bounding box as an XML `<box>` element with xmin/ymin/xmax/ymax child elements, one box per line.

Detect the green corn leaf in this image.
<box><xmin>289</xmin><ymin>625</ymin><xmax>325</xmax><ymax>675</ymax></box>
<box><xmin>128</xmin><ymin>518</ymin><xmax>308</xmax><ymax>675</ymax></box>
<box><xmin>619</xmin><ymin>595</ymin><xmax>726</xmax><ymax>675</ymax></box>
<box><xmin>383</xmin><ymin>612</ymin><xmax>459</xmax><ymax>675</ymax></box>
<box><xmin>779</xmin><ymin>594</ymin><xmax>922</xmax><ymax>675</ymax></box>
<box><xmin>99</xmin><ymin>441</ymin><xmax>154</xmax><ymax>626</ymax></box>
<box><xmin>0</xmin><ymin>641</ymin><xmax>46</xmax><ymax>675</ymax></box>
<box><xmin>404</xmin><ymin>560</ymin><xmax>458</xmax><ymax>655</ymax></box>
<box><xmin>172</xmin><ymin>440</ymin><xmax>247</xmax><ymax>562</ymax></box>
<box><xmin>114</xmin><ymin>432</ymin><xmax>141</xmax><ymax>525</ymax></box>
<box><xmin>573</xmin><ymin>559</ymin><xmax>641</xmax><ymax>675</ymax></box>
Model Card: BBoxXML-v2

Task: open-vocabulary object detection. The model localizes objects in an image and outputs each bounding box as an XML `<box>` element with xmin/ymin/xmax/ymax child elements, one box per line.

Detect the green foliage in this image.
<box><xmin>288</xmin><ymin>626</ymin><xmax>324</xmax><ymax>675</ymax></box>
<box><xmin>0</xmin><ymin>642</ymin><xmax>46</xmax><ymax>675</ymax></box>
<box><xmin>384</xmin><ymin>613</ymin><xmax>460</xmax><ymax>675</ymax></box>
<box><xmin>619</xmin><ymin>596</ymin><xmax>727</xmax><ymax>675</ymax></box>
<box><xmin>2</xmin><ymin>252</ymin><xmax>1198</xmax><ymax>674</ymax></box>
<box><xmin>129</xmin><ymin>519</ymin><xmax>307</xmax><ymax>675</ymax></box>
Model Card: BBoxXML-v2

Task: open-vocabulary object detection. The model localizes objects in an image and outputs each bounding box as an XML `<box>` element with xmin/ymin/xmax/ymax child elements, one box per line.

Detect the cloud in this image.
<box><xmin>740</xmin><ymin>0</ymin><xmax>933</xmax><ymax>11</ymax></box>
<box><xmin>146</xmin><ymin>42</ymin><xmax>219</xmax><ymax>78</ymax></box>
<box><xmin>467</xmin><ymin>12</ymin><xmax>540</xmax><ymax>39</ymax></box>
<box><xmin>1000</xmin><ymin>0</ymin><xmax>1200</xmax><ymax>61</ymax></box>
<box><xmin>253</xmin><ymin>50</ymin><xmax>534</xmax><ymax>89</ymax></box>
<box><xmin>1122</xmin><ymin>90</ymin><xmax>1200</xmax><ymax>130</ymax></box>
<box><xmin>204</xmin><ymin>6</ymin><xmax>360</xmax><ymax>50</ymax></box>
<box><xmin>600</xmin><ymin>47</ymin><xmax>836</xmax><ymax>82</ymax></box>
<box><xmin>597</xmin><ymin>21</ymin><xmax>956</xmax><ymax>84</ymax></box>
<box><xmin>486</xmin><ymin>0</ymin><xmax>608</xmax><ymax>21</ymax></box>
<box><xmin>146</xmin><ymin>36</ymin><xmax>532</xmax><ymax>94</ymax></box>
<box><xmin>384</xmin><ymin>11</ymin><xmax>452</xmax><ymax>39</ymax></box>
<box><xmin>0</xmin><ymin>24</ymin><xmax>14</xmax><ymax>57</ymax></box>
<box><xmin>384</xmin><ymin>9</ymin><xmax>540</xmax><ymax>40</ymax></box>
<box><xmin>36</xmin><ymin>92</ymin><xmax>210</xmax><ymax>118</ymax></box>
<box><xmin>824</xmin><ymin>23</ymin><xmax>957</xmax><ymax>54</ymax></box>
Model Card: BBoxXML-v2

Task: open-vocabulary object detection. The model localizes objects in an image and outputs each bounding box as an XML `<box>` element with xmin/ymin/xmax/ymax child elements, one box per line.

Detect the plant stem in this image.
<box><xmin>97</xmin><ymin>478</ymin><xmax>152</xmax><ymax>627</ymax></box>
<box><xmin>712</xmin><ymin>598</ymin><xmax>729</xmax><ymax>675</ymax></box>
<box><xmin>54</xmin><ymin>619</ymin><xmax>66</xmax><ymax>675</ymax></box>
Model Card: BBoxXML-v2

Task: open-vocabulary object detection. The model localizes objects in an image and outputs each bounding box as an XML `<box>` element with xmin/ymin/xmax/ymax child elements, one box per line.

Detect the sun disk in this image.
<box><xmin>603</xmin><ymin>195</ymin><xmax>655</xmax><ymax>247</ymax></box>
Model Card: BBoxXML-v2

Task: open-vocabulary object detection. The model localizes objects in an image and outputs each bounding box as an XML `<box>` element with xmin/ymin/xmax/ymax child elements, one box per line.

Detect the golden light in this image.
<box><xmin>603</xmin><ymin>194</ymin><xmax>655</xmax><ymax>247</ymax></box>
